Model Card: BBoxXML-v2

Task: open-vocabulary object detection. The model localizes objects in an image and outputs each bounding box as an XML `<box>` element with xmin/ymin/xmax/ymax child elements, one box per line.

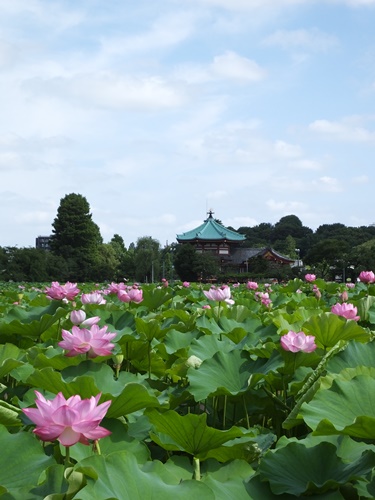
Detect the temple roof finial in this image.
<box><xmin>207</xmin><ymin>209</ymin><xmax>214</xmax><ymax>219</ymax></box>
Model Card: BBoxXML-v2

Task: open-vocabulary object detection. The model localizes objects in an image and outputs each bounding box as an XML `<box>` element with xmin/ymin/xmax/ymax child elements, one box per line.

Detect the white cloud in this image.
<box><xmin>262</xmin><ymin>28</ymin><xmax>339</xmax><ymax>51</ymax></box>
<box><xmin>266</xmin><ymin>199</ymin><xmax>308</xmax><ymax>212</ymax></box>
<box><xmin>211</xmin><ymin>51</ymin><xmax>266</xmax><ymax>82</ymax></box>
<box><xmin>274</xmin><ymin>140</ymin><xmax>302</xmax><ymax>158</ymax></box>
<box><xmin>192</xmin><ymin>0</ymin><xmax>375</xmax><ymax>9</ymax></box>
<box><xmin>352</xmin><ymin>175</ymin><xmax>369</xmax><ymax>183</ymax></box>
<box><xmin>309</xmin><ymin>118</ymin><xmax>375</xmax><ymax>142</ymax></box>
<box><xmin>24</xmin><ymin>73</ymin><xmax>187</xmax><ymax>111</ymax></box>
<box><xmin>313</xmin><ymin>176</ymin><xmax>343</xmax><ymax>192</ymax></box>
<box><xmin>206</xmin><ymin>190</ymin><xmax>227</xmax><ymax>199</ymax></box>
<box><xmin>226</xmin><ymin>216</ymin><xmax>258</xmax><ymax>227</ymax></box>
<box><xmin>99</xmin><ymin>12</ymin><xmax>197</xmax><ymax>56</ymax></box>
<box><xmin>189</xmin><ymin>0</ymin><xmax>307</xmax><ymax>11</ymax></box>
<box><xmin>288</xmin><ymin>159</ymin><xmax>322</xmax><ymax>170</ymax></box>
<box><xmin>175</xmin><ymin>51</ymin><xmax>266</xmax><ymax>84</ymax></box>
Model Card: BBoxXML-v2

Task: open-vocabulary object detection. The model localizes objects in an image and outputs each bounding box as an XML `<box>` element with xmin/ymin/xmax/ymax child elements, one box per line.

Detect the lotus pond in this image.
<box><xmin>1</xmin><ymin>277</ymin><xmax>375</xmax><ymax>499</ymax></box>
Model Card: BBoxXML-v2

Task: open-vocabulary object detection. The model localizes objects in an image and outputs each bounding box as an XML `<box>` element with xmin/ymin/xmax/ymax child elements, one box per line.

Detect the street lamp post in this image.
<box><xmin>295</xmin><ymin>248</ymin><xmax>300</xmax><ymax>268</ymax></box>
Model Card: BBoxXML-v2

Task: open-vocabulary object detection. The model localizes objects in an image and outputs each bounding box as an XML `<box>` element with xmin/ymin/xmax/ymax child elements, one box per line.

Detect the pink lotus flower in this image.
<box><xmin>331</xmin><ymin>303</ymin><xmax>360</xmax><ymax>321</ymax></box>
<box><xmin>106</xmin><ymin>282</ymin><xmax>127</xmax><ymax>294</ymax></box>
<box><xmin>45</xmin><ymin>282</ymin><xmax>80</xmax><ymax>301</ymax></box>
<box><xmin>81</xmin><ymin>292</ymin><xmax>106</xmax><ymax>305</ymax></box>
<box><xmin>280</xmin><ymin>331</ymin><xmax>317</xmax><ymax>353</ymax></box>
<box><xmin>23</xmin><ymin>391</ymin><xmax>111</xmax><ymax>446</ymax></box>
<box><xmin>202</xmin><ymin>304</ymin><xmax>211</xmax><ymax>309</ymax></box>
<box><xmin>359</xmin><ymin>271</ymin><xmax>375</xmax><ymax>284</ymax></box>
<box><xmin>203</xmin><ymin>285</ymin><xmax>234</xmax><ymax>305</ymax></box>
<box><xmin>255</xmin><ymin>291</ymin><xmax>272</xmax><ymax>307</ymax></box>
<box><xmin>313</xmin><ymin>285</ymin><xmax>321</xmax><ymax>300</ymax></box>
<box><xmin>70</xmin><ymin>310</ymin><xmax>100</xmax><ymax>327</ymax></box>
<box><xmin>182</xmin><ymin>281</ymin><xmax>190</xmax><ymax>288</ymax></box>
<box><xmin>340</xmin><ymin>290</ymin><xmax>348</xmax><ymax>302</ymax></box>
<box><xmin>346</xmin><ymin>282</ymin><xmax>355</xmax><ymax>289</ymax></box>
<box><xmin>59</xmin><ymin>325</ymin><xmax>116</xmax><ymax>357</ymax></box>
<box><xmin>305</xmin><ymin>274</ymin><xmax>316</xmax><ymax>283</ymax></box>
<box><xmin>247</xmin><ymin>281</ymin><xmax>258</xmax><ymax>290</ymax></box>
<box><xmin>117</xmin><ymin>287</ymin><xmax>144</xmax><ymax>304</ymax></box>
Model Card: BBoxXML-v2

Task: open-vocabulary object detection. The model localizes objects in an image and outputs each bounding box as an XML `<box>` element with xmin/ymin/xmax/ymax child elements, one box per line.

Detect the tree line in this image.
<box><xmin>1</xmin><ymin>194</ymin><xmax>375</xmax><ymax>283</ymax></box>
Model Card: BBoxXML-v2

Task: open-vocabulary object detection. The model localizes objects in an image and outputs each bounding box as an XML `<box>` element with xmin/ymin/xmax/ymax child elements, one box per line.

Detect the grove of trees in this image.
<box><xmin>1</xmin><ymin>195</ymin><xmax>375</xmax><ymax>283</ymax></box>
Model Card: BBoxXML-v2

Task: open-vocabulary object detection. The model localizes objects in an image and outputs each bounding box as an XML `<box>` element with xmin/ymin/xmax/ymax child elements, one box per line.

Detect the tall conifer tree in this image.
<box><xmin>50</xmin><ymin>193</ymin><xmax>102</xmax><ymax>281</ymax></box>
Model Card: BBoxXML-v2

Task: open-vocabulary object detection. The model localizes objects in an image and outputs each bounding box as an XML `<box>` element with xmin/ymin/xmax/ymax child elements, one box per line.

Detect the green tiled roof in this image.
<box><xmin>177</xmin><ymin>212</ymin><xmax>246</xmax><ymax>242</ymax></box>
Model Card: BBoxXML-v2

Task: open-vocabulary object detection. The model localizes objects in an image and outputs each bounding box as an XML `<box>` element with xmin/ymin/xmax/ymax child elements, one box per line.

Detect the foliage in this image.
<box><xmin>0</xmin><ymin>277</ymin><xmax>375</xmax><ymax>497</ymax></box>
<box><xmin>49</xmin><ymin>193</ymin><xmax>103</xmax><ymax>281</ymax></box>
<box><xmin>134</xmin><ymin>236</ymin><xmax>161</xmax><ymax>283</ymax></box>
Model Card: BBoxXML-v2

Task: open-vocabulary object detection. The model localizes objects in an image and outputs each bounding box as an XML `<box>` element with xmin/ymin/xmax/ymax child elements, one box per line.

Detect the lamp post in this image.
<box><xmin>295</xmin><ymin>248</ymin><xmax>300</xmax><ymax>268</ymax></box>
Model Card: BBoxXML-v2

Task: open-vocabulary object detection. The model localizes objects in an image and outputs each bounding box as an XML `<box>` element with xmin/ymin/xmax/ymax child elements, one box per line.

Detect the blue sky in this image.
<box><xmin>1</xmin><ymin>0</ymin><xmax>375</xmax><ymax>249</ymax></box>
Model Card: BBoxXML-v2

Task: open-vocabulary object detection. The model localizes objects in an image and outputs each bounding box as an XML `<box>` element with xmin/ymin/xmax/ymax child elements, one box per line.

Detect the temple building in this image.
<box><xmin>176</xmin><ymin>211</ymin><xmax>295</xmax><ymax>273</ymax></box>
<box><xmin>176</xmin><ymin>210</ymin><xmax>245</xmax><ymax>261</ymax></box>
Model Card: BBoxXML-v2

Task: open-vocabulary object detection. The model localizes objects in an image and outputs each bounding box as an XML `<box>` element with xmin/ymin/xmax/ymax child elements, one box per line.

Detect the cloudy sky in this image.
<box><xmin>1</xmin><ymin>0</ymin><xmax>375</xmax><ymax>249</ymax></box>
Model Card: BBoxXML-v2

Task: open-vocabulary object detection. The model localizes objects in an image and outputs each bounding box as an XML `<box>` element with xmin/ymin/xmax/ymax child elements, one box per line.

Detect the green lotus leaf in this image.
<box><xmin>163</xmin><ymin>329</ymin><xmax>198</xmax><ymax>354</ymax></box>
<box><xmin>303</xmin><ymin>312</ymin><xmax>370</xmax><ymax>348</ymax></box>
<box><xmin>258</xmin><ymin>441</ymin><xmax>375</xmax><ymax>496</ymax></box>
<box><xmin>67</xmin><ymin>418</ymin><xmax>150</xmax><ymax>463</ymax></box>
<box><xmin>200</xmin><ymin>459</ymin><xmax>255</xmax><ymax>499</ymax></box>
<box><xmin>75</xmin><ymin>451</ymin><xmax>214</xmax><ymax>499</ymax></box>
<box><xmin>187</xmin><ymin>349</ymin><xmax>251</xmax><ymax>400</ymax></box>
<box><xmin>300</xmin><ymin>374</ymin><xmax>375</xmax><ymax>438</ymax></box>
<box><xmin>0</xmin><ymin>425</ymin><xmax>55</xmax><ymax>496</ymax></box>
<box><xmin>0</xmin><ymin>342</ymin><xmax>23</xmax><ymax>378</ymax></box>
<box><xmin>0</xmin><ymin>302</ymin><xmax>67</xmax><ymax>338</ymax></box>
<box><xmin>271</xmin><ymin>306</ymin><xmax>323</xmax><ymax>334</ymax></box>
<box><xmin>189</xmin><ymin>334</ymin><xmax>234</xmax><ymax>362</ymax></box>
<box><xmin>326</xmin><ymin>339</ymin><xmax>375</xmax><ymax>374</ymax></box>
<box><xmin>26</xmin><ymin>362</ymin><xmax>161</xmax><ymax>418</ymax></box>
<box><xmin>188</xmin><ymin>348</ymin><xmax>282</xmax><ymax>401</ymax></box>
<box><xmin>140</xmin><ymin>287</ymin><xmax>173</xmax><ymax>311</ymax></box>
<box><xmin>195</xmin><ymin>315</ymin><xmax>223</xmax><ymax>335</ymax></box>
<box><xmin>26</xmin><ymin>367</ymin><xmax>100</xmax><ymax>398</ymax></box>
<box><xmin>135</xmin><ymin>317</ymin><xmax>168</xmax><ymax>342</ymax></box>
<box><xmin>146</xmin><ymin>409</ymin><xmax>244</xmax><ymax>459</ymax></box>
<box><xmin>105</xmin><ymin>382</ymin><xmax>161</xmax><ymax>418</ymax></box>
<box><xmin>27</xmin><ymin>464</ymin><xmax>71</xmax><ymax>499</ymax></box>
<box><xmin>0</xmin><ymin>400</ymin><xmax>22</xmax><ymax>427</ymax></box>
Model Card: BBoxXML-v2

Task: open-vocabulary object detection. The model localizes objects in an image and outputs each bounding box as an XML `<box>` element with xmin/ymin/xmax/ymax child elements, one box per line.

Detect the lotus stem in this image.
<box><xmin>193</xmin><ymin>456</ymin><xmax>201</xmax><ymax>480</ymax></box>
<box><xmin>64</xmin><ymin>446</ymin><xmax>71</xmax><ymax>467</ymax></box>
<box><xmin>92</xmin><ymin>439</ymin><xmax>101</xmax><ymax>455</ymax></box>
<box><xmin>223</xmin><ymin>395</ymin><xmax>227</xmax><ymax>429</ymax></box>
<box><xmin>147</xmin><ymin>341</ymin><xmax>151</xmax><ymax>379</ymax></box>
<box><xmin>243</xmin><ymin>396</ymin><xmax>250</xmax><ymax>429</ymax></box>
<box><xmin>263</xmin><ymin>386</ymin><xmax>291</xmax><ymax>411</ymax></box>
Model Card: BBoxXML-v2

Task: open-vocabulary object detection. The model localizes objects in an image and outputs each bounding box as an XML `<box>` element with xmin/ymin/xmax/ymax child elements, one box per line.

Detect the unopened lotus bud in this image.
<box><xmin>186</xmin><ymin>355</ymin><xmax>203</xmax><ymax>369</ymax></box>
<box><xmin>70</xmin><ymin>309</ymin><xmax>86</xmax><ymax>325</ymax></box>
<box><xmin>340</xmin><ymin>290</ymin><xmax>348</xmax><ymax>302</ymax></box>
<box><xmin>113</xmin><ymin>354</ymin><xmax>124</xmax><ymax>366</ymax></box>
<box><xmin>113</xmin><ymin>354</ymin><xmax>124</xmax><ymax>379</ymax></box>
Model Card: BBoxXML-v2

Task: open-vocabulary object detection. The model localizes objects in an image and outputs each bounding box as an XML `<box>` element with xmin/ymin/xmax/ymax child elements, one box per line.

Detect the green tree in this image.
<box><xmin>50</xmin><ymin>193</ymin><xmax>103</xmax><ymax>281</ymax></box>
<box><xmin>94</xmin><ymin>243</ymin><xmax>120</xmax><ymax>282</ymax></box>
<box><xmin>194</xmin><ymin>252</ymin><xmax>219</xmax><ymax>281</ymax></box>
<box><xmin>304</xmin><ymin>238</ymin><xmax>350</xmax><ymax>279</ymax></box>
<box><xmin>109</xmin><ymin>234</ymin><xmax>128</xmax><ymax>280</ymax></box>
<box><xmin>134</xmin><ymin>236</ymin><xmax>161</xmax><ymax>282</ymax></box>
<box><xmin>174</xmin><ymin>244</ymin><xmax>220</xmax><ymax>282</ymax></box>
<box><xmin>174</xmin><ymin>244</ymin><xmax>198</xmax><ymax>282</ymax></box>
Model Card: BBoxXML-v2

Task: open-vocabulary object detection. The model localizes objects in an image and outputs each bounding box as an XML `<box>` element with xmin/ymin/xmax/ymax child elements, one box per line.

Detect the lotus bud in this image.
<box><xmin>113</xmin><ymin>354</ymin><xmax>124</xmax><ymax>379</ymax></box>
<box><xmin>70</xmin><ymin>310</ymin><xmax>86</xmax><ymax>325</ymax></box>
<box><xmin>186</xmin><ymin>355</ymin><xmax>203</xmax><ymax>369</ymax></box>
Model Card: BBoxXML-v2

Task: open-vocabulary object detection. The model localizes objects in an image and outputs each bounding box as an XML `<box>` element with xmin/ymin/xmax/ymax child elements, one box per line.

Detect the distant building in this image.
<box><xmin>35</xmin><ymin>236</ymin><xmax>52</xmax><ymax>251</ymax></box>
<box><xmin>176</xmin><ymin>211</ymin><xmax>294</xmax><ymax>273</ymax></box>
